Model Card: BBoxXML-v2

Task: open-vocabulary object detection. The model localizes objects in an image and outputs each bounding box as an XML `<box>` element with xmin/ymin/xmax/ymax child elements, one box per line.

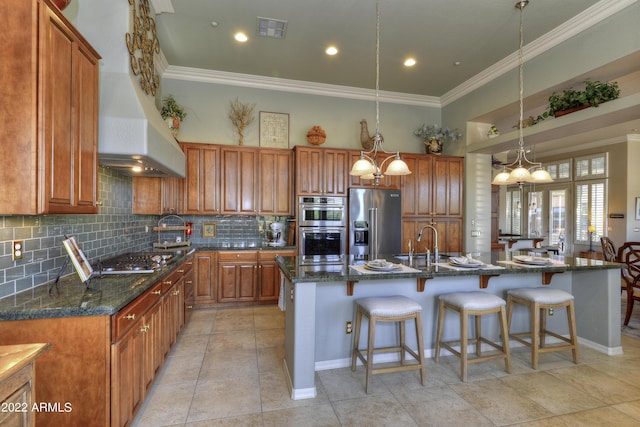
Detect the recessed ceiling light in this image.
<box><xmin>454</xmin><ymin>61</ymin><xmax>461</xmax><ymax>66</ymax></box>
<box><xmin>234</xmin><ymin>32</ymin><xmax>248</xmax><ymax>42</ymax></box>
<box><xmin>404</xmin><ymin>58</ymin><xmax>416</xmax><ymax>67</ymax></box>
<box><xmin>211</xmin><ymin>21</ymin><xmax>219</xmax><ymax>28</ymax></box>
<box><xmin>326</xmin><ymin>46</ymin><xmax>338</xmax><ymax>55</ymax></box>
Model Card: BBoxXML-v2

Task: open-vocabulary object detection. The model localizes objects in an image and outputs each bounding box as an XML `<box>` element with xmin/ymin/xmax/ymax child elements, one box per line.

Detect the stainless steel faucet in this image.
<box><xmin>417</xmin><ymin>224</ymin><xmax>439</xmax><ymax>263</ymax></box>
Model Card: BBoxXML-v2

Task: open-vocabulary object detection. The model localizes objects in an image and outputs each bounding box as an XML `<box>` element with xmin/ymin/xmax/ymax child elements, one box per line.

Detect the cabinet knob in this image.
<box><xmin>178</xmin><ymin>269</ymin><xmax>185</xmax><ymax>273</ymax></box>
<box><xmin>173</xmin><ymin>290</ymin><xmax>180</xmax><ymax>296</ymax></box>
<box><xmin>124</xmin><ymin>314</ymin><xmax>136</xmax><ymax>320</ymax></box>
<box><xmin>164</xmin><ymin>280</ymin><xmax>172</xmax><ymax>285</ymax></box>
<box><xmin>186</xmin><ymin>305</ymin><xmax>193</xmax><ymax>309</ymax></box>
<box><xmin>151</xmin><ymin>290</ymin><xmax>161</xmax><ymax>295</ymax></box>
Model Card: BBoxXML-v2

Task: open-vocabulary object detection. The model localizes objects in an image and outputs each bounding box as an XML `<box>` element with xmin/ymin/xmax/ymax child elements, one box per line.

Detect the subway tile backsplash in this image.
<box><xmin>0</xmin><ymin>167</ymin><xmax>292</xmax><ymax>297</ymax></box>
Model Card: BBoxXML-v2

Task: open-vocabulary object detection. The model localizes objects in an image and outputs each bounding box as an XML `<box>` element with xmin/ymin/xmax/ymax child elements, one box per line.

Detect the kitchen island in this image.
<box><xmin>276</xmin><ymin>253</ymin><xmax>624</xmax><ymax>400</ymax></box>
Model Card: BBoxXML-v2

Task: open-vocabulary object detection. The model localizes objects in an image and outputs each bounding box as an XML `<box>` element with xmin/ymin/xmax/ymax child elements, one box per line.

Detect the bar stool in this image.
<box><xmin>506</xmin><ymin>287</ymin><xmax>578</xmax><ymax>369</ymax></box>
<box><xmin>435</xmin><ymin>291</ymin><xmax>511</xmax><ymax>382</ymax></box>
<box><xmin>351</xmin><ymin>295</ymin><xmax>426</xmax><ymax>393</ymax></box>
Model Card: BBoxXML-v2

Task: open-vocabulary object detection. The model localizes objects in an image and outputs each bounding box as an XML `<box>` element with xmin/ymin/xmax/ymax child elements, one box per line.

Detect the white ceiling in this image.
<box><xmin>152</xmin><ymin>0</ymin><xmax>638</xmax><ymax>156</ymax></box>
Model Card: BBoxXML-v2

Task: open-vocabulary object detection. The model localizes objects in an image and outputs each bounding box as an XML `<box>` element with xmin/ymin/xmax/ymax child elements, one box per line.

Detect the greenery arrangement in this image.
<box><xmin>548</xmin><ymin>79</ymin><xmax>619</xmax><ymax>116</ymax></box>
<box><xmin>414</xmin><ymin>124</ymin><xmax>463</xmax><ymax>154</ymax></box>
<box><xmin>228</xmin><ymin>98</ymin><xmax>256</xmax><ymax>146</ymax></box>
<box><xmin>524</xmin><ymin>79</ymin><xmax>620</xmax><ymax>127</ymax></box>
<box><xmin>160</xmin><ymin>95</ymin><xmax>187</xmax><ymax>121</ymax></box>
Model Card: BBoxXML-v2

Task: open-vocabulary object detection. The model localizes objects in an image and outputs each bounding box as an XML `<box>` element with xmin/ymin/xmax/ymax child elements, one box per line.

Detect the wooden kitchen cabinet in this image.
<box><xmin>132</xmin><ymin>176</ymin><xmax>184</xmax><ymax>215</ymax></box>
<box><xmin>258</xmin><ymin>249</ymin><xmax>296</xmax><ymax>301</ymax></box>
<box><xmin>182</xmin><ymin>143</ymin><xmax>221</xmax><ymax>214</ymax></box>
<box><xmin>259</xmin><ymin>149</ymin><xmax>294</xmax><ymax>215</ymax></box>
<box><xmin>221</xmin><ymin>146</ymin><xmax>258</xmax><ymax>215</ymax></box>
<box><xmin>1</xmin><ymin>0</ymin><xmax>100</xmax><ymax>214</ymax></box>
<box><xmin>401</xmin><ymin>154</ymin><xmax>464</xmax><ymax>253</ymax></box>
<box><xmin>194</xmin><ymin>251</ymin><xmax>217</xmax><ymax>304</ymax></box>
<box><xmin>217</xmin><ymin>251</ymin><xmax>258</xmax><ymax>302</ymax></box>
<box><xmin>295</xmin><ymin>146</ymin><xmax>349</xmax><ymax>196</ymax></box>
<box><xmin>402</xmin><ymin>218</ymin><xmax>463</xmax><ymax>254</ymax></box>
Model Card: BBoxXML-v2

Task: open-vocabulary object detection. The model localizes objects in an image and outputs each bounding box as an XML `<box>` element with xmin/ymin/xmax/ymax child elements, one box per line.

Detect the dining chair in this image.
<box><xmin>601</xmin><ymin>237</ymin><xmax>625</xmax><ymax>294</ymax></box>
<box><xmin>618</xmin><ymin>242</ymin><xmax>640</xmax><ymax>325</ymax></box>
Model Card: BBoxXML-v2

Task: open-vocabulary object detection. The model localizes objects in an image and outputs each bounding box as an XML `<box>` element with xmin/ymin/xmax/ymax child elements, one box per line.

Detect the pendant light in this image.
<box><xmin>349</xmin><ymin>0</ymin><xmax>411</xmax><ymax>184</ymax></box>
<box><xmin>492</xmin><ymin>1</ymin><xmax>553</xmax><ymax>187</ymax></box>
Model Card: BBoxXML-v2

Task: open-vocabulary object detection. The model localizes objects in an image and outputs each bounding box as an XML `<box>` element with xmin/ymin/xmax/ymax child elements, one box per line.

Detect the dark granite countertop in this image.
<box><xmin>190</xmin><ymin>244</ymin><xmax>296</xmax><ymax>251</ymax></box>
<box><xmin>0</xmin><ymin>252</ymin><xmax>193</xmax><ymax>321</ymax></box>
<box><xmin>276</xmin><ymin>252</ymin><xmax>625</xmax><ymax>284</ymax></box>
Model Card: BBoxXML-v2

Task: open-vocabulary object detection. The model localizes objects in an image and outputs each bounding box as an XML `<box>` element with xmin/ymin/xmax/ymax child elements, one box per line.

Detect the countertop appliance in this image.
<box><xmin>348</xmin><ymin>188</ymin><xmax>402</xmax><ymax>260</ymax></box>
<box><xmin>267</xmin><ymin>222</ymin><xmax>286</xmax><ymax>247</ymax></box>
<box><xmin>298</xmin><ymin>196</ymin><xmax>347</xmax><ymax>264</ymax></box>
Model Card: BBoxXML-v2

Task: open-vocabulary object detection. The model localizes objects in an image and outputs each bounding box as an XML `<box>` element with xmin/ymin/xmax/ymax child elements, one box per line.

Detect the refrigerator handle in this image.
<box><xmin>369</xmin><ymin>207</ymin><xmax>378</xmax><ymax>260</ymax></box>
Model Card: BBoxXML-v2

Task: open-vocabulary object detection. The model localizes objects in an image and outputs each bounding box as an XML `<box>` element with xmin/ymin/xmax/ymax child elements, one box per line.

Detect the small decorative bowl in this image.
<box><xmin>306</xmin><ymin>135</ymin><xmax>326</xmax><ymax>145</ymax></box>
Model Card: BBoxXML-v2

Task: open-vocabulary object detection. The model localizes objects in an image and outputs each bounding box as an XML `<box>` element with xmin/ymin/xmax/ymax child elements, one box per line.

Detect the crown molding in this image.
<box><xmin>162</xmin><ymin>66</ymin><xmax>441</xmax><ymax>108</ymax></box>
<box><xmin>440</xmin><ymin>0</ymin><xmax>637</xmax><ymax>106</ymax></box>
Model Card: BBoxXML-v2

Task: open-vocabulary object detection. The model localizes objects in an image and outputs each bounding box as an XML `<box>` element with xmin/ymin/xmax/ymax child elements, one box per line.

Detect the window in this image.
<box><xmin>505</xmin><ymin>189</ymin><xmax>522</xmax><ymax>235</ymax></box>
<box><xmin>575</xmin><ymin>181</ymin><xmax>606</xmax><ymax>243</ymax></box>
<box><xmin>545</xmin><ymin>160</ymin><xmax>572</xmax><ymax>182</ymax></box>
<box><xmin>575</xmin><ymin>153</ymin><xmax>607</xmax><ymax>180</ymax></box>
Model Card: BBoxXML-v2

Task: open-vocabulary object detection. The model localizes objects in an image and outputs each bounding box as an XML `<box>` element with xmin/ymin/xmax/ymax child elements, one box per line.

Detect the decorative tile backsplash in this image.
<box><xmin>0</xmin><ymin>167</ymin><xmax>293</xmax><ymax>297</ymax></box>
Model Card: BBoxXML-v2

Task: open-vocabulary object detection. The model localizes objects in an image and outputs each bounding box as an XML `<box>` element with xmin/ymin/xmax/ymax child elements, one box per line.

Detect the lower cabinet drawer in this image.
<box><xmin>112</xmin><ymin>282</ymin><xmax>162</xmax><ymax>341</ymax></box>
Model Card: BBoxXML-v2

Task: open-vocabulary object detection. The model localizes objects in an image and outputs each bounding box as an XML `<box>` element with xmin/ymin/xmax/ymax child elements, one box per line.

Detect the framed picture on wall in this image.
<box><xmin>636</xmin><ymin>197</ymin><xmax>640</xmax><ymax>220</ymax></box>
<box><xmin>203</xmin><ymin>222</ymin><xmax>216</xmax><ymax>238</ymax></box>
<box><xmin>259</xmin><ymin>111</ymin><xmax>289</xmax><ymax>148</ymax></box>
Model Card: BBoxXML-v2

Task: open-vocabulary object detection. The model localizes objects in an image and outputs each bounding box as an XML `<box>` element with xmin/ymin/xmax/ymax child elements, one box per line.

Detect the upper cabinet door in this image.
<box><xmin>295</xmin><ymin>146</ymin><xmax>348</xmax><ymax>196</ymax></box>
<box><xmin>0</xmin><ymin>1</ymin><xmax>100</xmax><ymax>214</ymax></box>
<box><xmin>432</xmin><ymin>156</ymin><xmax>463</xmax><ymax>217</ymax></box>
<box><xmin>259</xmin><ymin>149</ymin><xmax>293</xmax><ymax>215</ymax></box>
<box><xmin>221</xmin><ymin>147</ymin><xmax>258</xmax><ymax>215</ymax></box>
<box><xmin>182</xmin><ymin>143</ymin><xmax>220</xmax><ymax>214</ymax></box>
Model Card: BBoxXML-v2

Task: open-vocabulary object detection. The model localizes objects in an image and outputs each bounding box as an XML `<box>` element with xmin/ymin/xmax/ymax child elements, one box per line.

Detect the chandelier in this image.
<box><xmin>349</xmin><ymin>0</ymin><xmax>411</xmax><ymax>184</ymax></box>
<box><xmin>492</xmin><ymin>1</ymin><xmax>553</xmax><ymax>187</ymax></box>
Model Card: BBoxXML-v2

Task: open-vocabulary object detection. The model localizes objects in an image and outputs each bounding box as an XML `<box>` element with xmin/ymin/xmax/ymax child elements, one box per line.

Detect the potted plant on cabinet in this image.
<box><xmin>414</xmin><ymin>124</ymin><xmax>463</xmax><ymax>154</ymax></box>
<box><xmin>160</xmin><ymin>95</ymin><xmax>187</xmax><ymax>137</ymax></box>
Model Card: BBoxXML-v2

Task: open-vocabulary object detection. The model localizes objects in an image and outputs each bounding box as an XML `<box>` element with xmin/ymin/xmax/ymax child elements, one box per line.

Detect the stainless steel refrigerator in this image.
<box><xmin>348</xmin><ymin>188</ymin><xmax>402</xmax><ymax>260</ymax></box>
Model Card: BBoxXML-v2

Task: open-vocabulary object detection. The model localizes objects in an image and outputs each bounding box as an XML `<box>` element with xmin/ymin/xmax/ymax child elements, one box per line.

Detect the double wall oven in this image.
<box><xmin>298</xmin><ymin>196</ymin><xmax>346</xmax><ymax>264</ymax></box>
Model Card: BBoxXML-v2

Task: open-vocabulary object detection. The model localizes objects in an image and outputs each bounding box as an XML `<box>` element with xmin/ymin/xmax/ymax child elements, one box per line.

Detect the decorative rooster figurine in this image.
<box><xmin>359</xmin><ymin>119</ymin><xmax>375</xmax><ymax>150</ymax></box>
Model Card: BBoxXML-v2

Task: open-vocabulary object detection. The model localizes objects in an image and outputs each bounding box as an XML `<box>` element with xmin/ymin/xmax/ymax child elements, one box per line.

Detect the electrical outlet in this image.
<box><xmin>548</xmin><ymin>308</ymin><xmax>554</xmax><ymax>316</ymax></box>
<box><xmin>12</xmin><ymin>240</ymin><xmax>23</xmax><ymax>261</ymax></box>
<box><xmin>471</xmin><ymin>230</ymin><xmax>481</xmax><ymax>237</ymax></box>
<box><xmin>345</xmin><ymin>321</ymin><xmax>352</xmax><ymax>334</ymax></box>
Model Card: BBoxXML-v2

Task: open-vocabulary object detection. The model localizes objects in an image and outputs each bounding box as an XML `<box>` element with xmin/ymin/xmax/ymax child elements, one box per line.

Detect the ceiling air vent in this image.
<box><xmin>256</xmin><ymin>17</ymin><xmax>287</xmax><ymax>39</ymax></box>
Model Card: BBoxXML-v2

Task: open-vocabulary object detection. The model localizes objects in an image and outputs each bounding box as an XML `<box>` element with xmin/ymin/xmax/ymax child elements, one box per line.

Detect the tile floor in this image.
<box><xmin>132</xmin><ymin>305</ymin><xmax>640</xmax><ymax>426</ymax></box>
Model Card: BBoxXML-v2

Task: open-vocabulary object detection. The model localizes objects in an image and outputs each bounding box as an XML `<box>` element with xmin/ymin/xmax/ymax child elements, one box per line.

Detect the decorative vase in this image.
<box><xmin>166</xmin><ymin>117</ymin><xmax>180</xmax><ymax>137</ymax></box>
<box><xmin>425</xmin><ymin>139</ymin><xmax>442</xmax><ymax>155</ymax></box>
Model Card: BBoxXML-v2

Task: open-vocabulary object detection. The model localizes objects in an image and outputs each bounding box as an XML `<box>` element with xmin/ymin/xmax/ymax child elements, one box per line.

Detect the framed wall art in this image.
<box><xmin>203</xmin><ymin>222</ymin><xmax>217</xmax><ymax>238</ymax></box>
<box><xmin>259</xmin><ymin>111</ymin><xmax>289</xmax><ymax>148</ymax></box>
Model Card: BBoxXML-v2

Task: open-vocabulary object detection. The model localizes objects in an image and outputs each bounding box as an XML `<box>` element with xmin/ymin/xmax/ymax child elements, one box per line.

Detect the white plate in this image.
<box><xmin>449</xmin><ymin>257</ymin><xmax>484</xmax><ymax>266</ymax></box>
<box><xmin>513</xmin><ymin>255</ymin><xmax>551</xmax><ymax>265</ymax></box>
<box><xmin>448</xmin><ymin>261</ymin><xmax>482</xmax><ymax>269</ymax></box>
<box><xmin>364</xmin><ymin>263</ymin><xmax>399</xmax><ymax>271</ymax></box>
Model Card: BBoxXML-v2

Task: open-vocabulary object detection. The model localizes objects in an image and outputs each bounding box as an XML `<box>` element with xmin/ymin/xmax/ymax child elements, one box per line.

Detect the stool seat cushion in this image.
<box><xmin>508</xmin><ymin>287</ymin><xmax>573</xmax><ymax>304</ymax></box>
<box><xmin>439</xmin><ymin>291</ymin><xmax>506</xmax><ymax>310</ymax></box>
<box><xmin>356</xmin><ymin>295</ymin><xmax>422</xmax><ymax>317</ymax></box>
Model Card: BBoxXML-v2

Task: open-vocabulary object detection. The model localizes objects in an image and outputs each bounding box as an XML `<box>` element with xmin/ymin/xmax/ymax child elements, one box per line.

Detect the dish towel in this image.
<box><xmin>278</xmin><ymin>276</ymin><xmax>286</xmax><ymax>311</ymax></box>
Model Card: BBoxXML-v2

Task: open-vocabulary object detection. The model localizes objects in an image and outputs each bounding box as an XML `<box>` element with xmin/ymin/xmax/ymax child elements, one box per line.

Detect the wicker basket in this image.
<box><xmin>306</xmin><ymin>134</ymin><xmax>326</xmax><ymax>145</ymax></box>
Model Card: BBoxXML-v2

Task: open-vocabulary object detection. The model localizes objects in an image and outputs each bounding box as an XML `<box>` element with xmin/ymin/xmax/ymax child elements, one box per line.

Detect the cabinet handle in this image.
<box><xmin>173</xmin><ymin>290</ymin><xmax>180</xmax><ymax>296</ymax></box>
<box><xmin>186</xmin><ymin>305</ymin><xmax>193</xmax><ymax>309</ymax></box>
<box><xmin>186</xmin><ymin>262</ymin><xmax>193</xmax><ymax>266</ymax></box>
<box><xmin>124</xmin><ymin>314</ymin><xmax>136</xmax><ymax>320</ymax></box>
<box><xmin>151</xmin><ymin>290</ymin><xmax>161</xmax><ymax>295</ymax></box>
<box><xmin>164</xmin><ymin>280</ymin><xmax>172</xmax><ymax>285</ymax></box>
<box><xmin>140</xmin><ymin>325</ymin><xmax>149</xmax><ymax>333</ymax></box>
<box><xmin>186</xmin><ymin>280</ymin><xmax>193</xmax><ymax>284</ymax></box>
